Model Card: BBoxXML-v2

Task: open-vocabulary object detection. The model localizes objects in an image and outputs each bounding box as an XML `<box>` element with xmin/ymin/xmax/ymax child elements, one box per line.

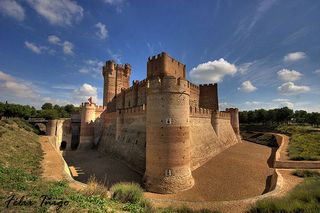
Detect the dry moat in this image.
<box><xmin>64</xmin><ymin>140</ymin><xmax>275</xmax><ymax>201</ymax></box>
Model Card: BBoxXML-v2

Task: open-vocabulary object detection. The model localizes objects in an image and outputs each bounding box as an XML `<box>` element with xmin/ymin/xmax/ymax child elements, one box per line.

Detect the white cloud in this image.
<box><xmin>245</xmin><ymin>101</ymin><xmax>262</xmax><ymax>105</ymax></box>
<box><xmin>238</xmin><ymin>80</ymin><xmax>257</xmax><ymax>93</ymax></box>
<box><xmin>48</xmin><ymin>35</ymin><xmax>61</xmax><ymax>45</ymax></box>
<box><xmin>283</xmin><ymin>52</ymin><xmax>307</xmax><ymax>62</ymax></box>
<box><xmin>278</xmin><ymin>82</ymin><xmax>310</xmax><ymax>95</ymax></box>
<box><xmin>63</xmin><ymin>41</ymin><xmax>74</xmax><ymax>55</ymax></box>
<box><xmin>272</xmin><ymin>98</ymin><xmax>290</xmax><ymax>102</ymax></box>
<box><xmin>47</xmin><ymin>35</ymin><xmax>73</xmax><ymax>55</ymax></box>
<box><xmin>0</xmin><ymin>71</ymin><xmax>15</xmax><ymax>81</ymax></box>
<box><xmin>0</xmin><ymin>71</ymin><xmax>37</xmax><ymax>99</ymax></box>
<box><xmin>95</xmin><ymin>22</ymin><xmax>108</xmax><ymax>39</ymax></box>
<box><xmin>24</xmin><ymin>41</ymin><xmax>54</xmax><ymax>54</ymax></box>
<box><xmin>315</xmin><ymin>69</ymin><xmax>320</xmax><ymax>75</ymax></box>
<box><xmin>27</xmin><ymin>0</ymin><xmax>83</xmax><ymax>26</ymax></box>
<box><xmin>25</xmin><ymin>41</ymin><xmax>42</xmax><ymax>54</ymax></box>
<box><xmin>73</xmin><ymin>83</ymin><xmax>98</xmax><ymax>103</ymax></box>
<box><xmin>277</xmin><ymin>69</ymin><xmax>303</xmax><ymax>81</ymax></box>
<box><xmin>189</xmin><ymin>58</ymin><xmax>237</xmax><ymax>83</ymax></box>
<box><xmin>107</xmin><ymin>49</ymin><xmax>121</xmax><ymax>63</ymax></box>
<box><xmin>238</xmin><ymin>62</ymin><xmax>253</xmax><ymax>75</ymax></box>
<box><xmin>79</xmin><ymin>59</ymin><xmax>104</xmax><ymax>77</ymax></box>
<box><xmin>272</xmin><ymin>98</ymin><xmax>294</xmax><ymax>108</ymax></box>
<box><xmin>0</xmin><ymin>0</ymin><xmax>25</xmax><ymax>21</ymax></box>
<box><xmin>103</xmin><ymin>0</ymin><xmax>126</xmax><ymax>13</ymax></box>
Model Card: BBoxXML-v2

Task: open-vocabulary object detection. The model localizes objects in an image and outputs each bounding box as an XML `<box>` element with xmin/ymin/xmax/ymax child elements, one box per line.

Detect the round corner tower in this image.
<box><xmin>102</xmin><ymin>60</ymin><xmax>116</xmax><ymax>106</ymax></box>
<box><xmin>144</xmin><ymin>76</ymin><xmax>194</xmax><ymax>193</ymax></box>
<box><xmin>226</xmin><ymin>108</ymin><xmax>241</xmax><ymax>141</ymax></box>
<box><xmin>79</xmin><ymin>102</ymin><xmax>96</xmax><ymax>149</ymax></box>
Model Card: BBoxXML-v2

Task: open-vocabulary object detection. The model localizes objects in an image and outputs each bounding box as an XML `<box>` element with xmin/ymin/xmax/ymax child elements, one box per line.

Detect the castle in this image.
<box><xmin>47</xmin><ymin>52</ymin><xmax>241</xmax><ymax>194</ymax></box>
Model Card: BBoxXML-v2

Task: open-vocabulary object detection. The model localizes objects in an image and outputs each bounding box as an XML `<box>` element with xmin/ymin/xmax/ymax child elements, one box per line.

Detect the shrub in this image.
<box><xmin>83</xmin><ymin>175</ymin><xmax>109</xmax><ymax>197</ymax></box>
<box><xmin>110</xmin><ymin>182</ymin><xmax>143</xmax><ymax>204</ymax></box>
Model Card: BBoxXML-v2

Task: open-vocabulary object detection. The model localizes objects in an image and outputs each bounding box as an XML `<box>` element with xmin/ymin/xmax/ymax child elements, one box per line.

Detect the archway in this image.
<box><xmin>60</xmin><ymin>141</ymin><xmax>67</xmax><ymax>150</ymax></box>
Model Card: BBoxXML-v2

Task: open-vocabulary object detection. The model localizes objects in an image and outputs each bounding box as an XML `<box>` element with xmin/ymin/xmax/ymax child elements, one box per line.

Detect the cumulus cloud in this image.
<box><xmin>63</xmin><ymin>41</ymin><xmax>74</xmax><ymax>55</ymax></box>
<box><xmin>277</xmin><ymin>69</ymin><xmax>303</xmax><ymax>81</ymax></box>
<box><xmin>278</xmin><ymin>82</ymin><xmax>310</xmax><ymax>95</ymax></box>
<box><xmin>95</xmin><ymin>22</ymin><xmax>108</xmax><ymax>39</ymax></box>
<box><xmin>27</xmin><ymin>0</ymin><xmax>83</xmax><ymax>26</ymax></box>
<box><xmin>48</xmin><ymin>35</ymin><xmax>61</xmax><ymax>45</ymax></box>
<box><xmin>0</xmin><ymin>71</ymin><xmax>37</xmax><ymax>99</ymax></box>
<box><xmin>238</xmin><ymin>80</ymin><xmax>257</xmax><ymax>93</ymax></box>
<box><xmin>73</xmin><ymin>83</ymin><xmax>98</xmax><ymax>103</ymax></box>
<box><xmin>189</xmin><ymin>58</ymin><xmax>237</xmax><ymax>83</ymax></box>
<box><xmin>283</xmin><ymin>52</ymin><xmax>307</xmax><ymax>62</ymax></box>
<box><xmin>0</xmin><ymin>0</ymin><xmax>25</xmax><ymax>21</ymax></box>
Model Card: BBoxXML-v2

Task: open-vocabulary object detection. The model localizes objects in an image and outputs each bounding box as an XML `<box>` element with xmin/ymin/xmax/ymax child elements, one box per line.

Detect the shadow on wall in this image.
<box><xmin>60</xmin><ymin>141</ymin><xmax>67</xmax><ymax>150</ymax></box>
<box><xmin>262</xmin><ymin>147</ymin><xmax>278</xmax><ymax>194</ymax></box>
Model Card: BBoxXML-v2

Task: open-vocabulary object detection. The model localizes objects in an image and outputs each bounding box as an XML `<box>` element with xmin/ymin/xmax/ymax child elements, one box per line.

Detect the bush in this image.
<box><xmin>110</xmin><ymin>182</ymin><xmax>143</xmax><ymax>204</ymax></box>
<box><xmin>83</xmin><ymin>175</ymin><xmax>109</xmax><ymax>197</ymax></box>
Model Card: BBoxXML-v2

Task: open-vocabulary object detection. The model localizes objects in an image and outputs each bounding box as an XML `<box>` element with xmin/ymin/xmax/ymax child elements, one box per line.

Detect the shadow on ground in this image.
<box><xmin>63</xmin><ymin>150</ymin><xmax>142</xmax><ymax>188</ymax></box>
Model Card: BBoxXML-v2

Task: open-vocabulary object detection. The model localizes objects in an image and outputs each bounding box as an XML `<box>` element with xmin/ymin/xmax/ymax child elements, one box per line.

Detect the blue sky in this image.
<box><xmin>0</xmin><ymin>0</ymin><xmax>319</xmax><ymax>112</ymax></box>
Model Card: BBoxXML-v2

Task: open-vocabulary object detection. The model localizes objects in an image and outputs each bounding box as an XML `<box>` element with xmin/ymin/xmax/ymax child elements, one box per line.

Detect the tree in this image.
<box><xmin>64</xmin><ymin>104</ymin><xmax>75</xmax><ymax>114</ymax></box>
<box><xmin>294</xmin><ymin>110</ymin><xmax>308</xmax><ymax>123</ymax></box>
<box><xmin>41</xmin><ymin>103</ymin><xmax>53</xmax><ymax>110</ymax></box>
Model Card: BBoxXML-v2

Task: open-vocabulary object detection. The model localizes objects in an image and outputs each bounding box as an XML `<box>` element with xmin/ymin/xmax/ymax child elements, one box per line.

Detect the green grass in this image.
<box><xmin>0</xmin><ymin>119</ymin><xmax>142</xmax><ymax>212</ymax></box>
<box><xmin>248</xmin><ymin>171</ymin><xmax>320</xmax><ymax>212</ymax></box>
<box><xmin>241</xmin><ymin>124</ymin><xmax>320</xmax><ymax>161</ymax></box>
<box><xmin>110</xmin><ymin>182</ymin><xmax>144</xmax><ymax>204</ymax></box>
<box><xmin>276</xmin><ymin>124</ymin><xmax>320</xmax><ymax>161</ymax></box>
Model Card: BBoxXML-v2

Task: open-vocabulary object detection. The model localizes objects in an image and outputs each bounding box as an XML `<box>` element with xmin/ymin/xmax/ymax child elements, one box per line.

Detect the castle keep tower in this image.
<box><xmin>144</xmin><ymin>53</ymin><xmax>194</xmax><ymax>193</ymax></box>
<box><xmin>102</xmin><ymin>60</ymin><xmax>131</xmax><ymax>107</ymax></box>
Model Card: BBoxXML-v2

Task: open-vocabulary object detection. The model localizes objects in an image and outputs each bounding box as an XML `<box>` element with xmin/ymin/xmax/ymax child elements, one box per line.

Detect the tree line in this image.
<box><xmin>240</xmin><ymin>107</ymin><xmax>320</xmax><ymax>127</ymax></box>
<box><xmin>0</xmin><ymin>102</ymin><xmax>79</xmax><ymax>120</ymax></box>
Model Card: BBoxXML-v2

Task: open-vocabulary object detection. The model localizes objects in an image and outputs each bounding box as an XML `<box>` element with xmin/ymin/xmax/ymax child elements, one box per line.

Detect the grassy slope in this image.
<box><xmin>0</xmin><ymin>119</ymin><xmax>130</xmax><ymax>212</ymax></box>
<box><xmin>0</xmin><ymin>119</ymin><xmax>219</xmax><ymax>213</ymax></box>
<box><xmin>241</xmin><ymin>124</ymin><xmax>320</xmax><ymax>160</ymax></box>
<box><xmin>249</xmin><ymin>170</ymin><xmax>320</xmax><ymax>212</ymax></box>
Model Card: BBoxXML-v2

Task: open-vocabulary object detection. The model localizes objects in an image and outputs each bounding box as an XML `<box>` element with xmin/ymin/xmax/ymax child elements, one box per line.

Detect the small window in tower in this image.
<box><xmin>166</xmin><ymin>118</ymin><xmax>172</xmax><ymax>125</ymax></box>
<box><xmin>165</xmin><ymin>169</ymin><xmax>172</xmax><ymax>177</ymax></box>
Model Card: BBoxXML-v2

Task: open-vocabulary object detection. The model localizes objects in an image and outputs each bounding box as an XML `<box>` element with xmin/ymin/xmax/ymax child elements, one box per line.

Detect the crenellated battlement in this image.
<box><xmin>199</xmin><ymin>83</ymin><xmax>217</xmax><ymax>87</ymax></box>
<box><xmin>189</xmin><ymin>106</ymin><xmax>212</xmax><ymax>118</ymax></box>
<box><xmin>118</xmin><ymin>104</ymin><xmax>146</xmax><ymax>115</ymax></box>
<box><xmin>147</xmin><ymin>52</ymin><xmax>186</xmax><ymax>79</ymax></box>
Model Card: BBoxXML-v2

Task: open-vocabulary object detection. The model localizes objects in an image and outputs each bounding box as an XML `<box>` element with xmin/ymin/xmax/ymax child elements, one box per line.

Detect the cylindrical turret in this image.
<box><xmin>102</xmin><ymin>60</ymin><xmax>116</xmax><ymax>106</ymax></box>
<box><xmin>144</xmin><ymin>76</ymin><xmax>194</xmax><ymax>193</ymax></box>
<box><xmin>226</xmin><ymin>108</ymin><xmax>241</xmax><ymax>141</ymax></box>
<box><xmin>46</xmin><ymin>120</ymin><xmax>57</xmax><ymax>136</ymax></box>
<box><xmin>79</xmin><ymin>102</ymin><xmax>96</xmax><ymax>149</ymax></box>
